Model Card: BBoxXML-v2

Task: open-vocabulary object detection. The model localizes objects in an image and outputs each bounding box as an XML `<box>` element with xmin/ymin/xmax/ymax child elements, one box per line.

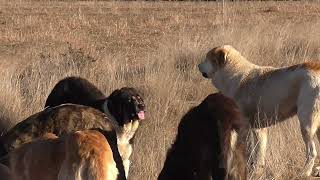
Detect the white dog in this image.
<box><xmin>198</xmin><ymin>45</ymin><xmax>320</xmax><ymax>177</ymax></box>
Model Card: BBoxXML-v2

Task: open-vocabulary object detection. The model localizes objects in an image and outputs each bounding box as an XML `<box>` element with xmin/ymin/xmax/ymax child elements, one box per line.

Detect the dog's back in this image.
<box><xmin>45</xmin><ymin>76</ymin><xmax>106</xmax><ymax>108</ymax></box>
<box><xmin>0</xmin><ymin>104</ymin><xmax>114</xmax><ymax>156</ymax></box>
<box><xmin>5</xmin><ymin>130</ymin><xmax>119</xmax><ymax>180</ymax></box>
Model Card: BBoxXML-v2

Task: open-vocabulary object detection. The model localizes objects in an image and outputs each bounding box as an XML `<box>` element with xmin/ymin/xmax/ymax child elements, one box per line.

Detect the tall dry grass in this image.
<box><xmin>0</xmin><ymin>1</ymin><xmax>320</xmax><ymax>179</ymax></box>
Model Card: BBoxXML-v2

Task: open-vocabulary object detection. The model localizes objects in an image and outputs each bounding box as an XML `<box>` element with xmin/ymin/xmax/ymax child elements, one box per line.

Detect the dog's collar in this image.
<box><xmin>102</xmin><ymin>99</ymin><xmax>136</xmax><ymax>147</ymax></box>
<box><xmin>102</xmin><ymin>99</ymin><xmax>119</xmax><ymax>127</ymax></box>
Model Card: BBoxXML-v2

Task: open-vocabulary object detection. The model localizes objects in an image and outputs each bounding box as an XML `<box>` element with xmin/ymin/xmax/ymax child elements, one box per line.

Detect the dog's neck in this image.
<box><xmin>102</xmin><ymin>99</ymin><xmax>138</xmax><ymax>144</ymax></box>
<box><xmin>102</xmin><ymin>99</ymin><xmax>137</xmax><ymax>178</ymax></box>
<box><xmin>213</xmin><ymin>57</ymin><xmax>258</xmax><ymax>98</ymax></box>
<box><xmin>102</xmin><ymin>99</ymin><xmax>119</xmax><ymax>127</ymax></box>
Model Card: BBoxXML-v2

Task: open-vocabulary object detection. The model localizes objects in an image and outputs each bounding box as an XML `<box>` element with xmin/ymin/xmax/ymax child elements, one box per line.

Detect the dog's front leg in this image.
<box><xmin>252</xmin><ymin>128</ymin><xmax>268</xmax><ymax>178</ymax></box>
<box><xmin>123</xmin><ymin>159</ymin><xmax>130</xmax><ymax>178</ymax></box>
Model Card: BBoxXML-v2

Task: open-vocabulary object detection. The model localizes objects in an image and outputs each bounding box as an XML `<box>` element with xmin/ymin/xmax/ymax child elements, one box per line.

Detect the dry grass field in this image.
<box><xmin>0</xmin><ymin>0</ymin><xmax>320</xmax><ymax>179</ymax></box>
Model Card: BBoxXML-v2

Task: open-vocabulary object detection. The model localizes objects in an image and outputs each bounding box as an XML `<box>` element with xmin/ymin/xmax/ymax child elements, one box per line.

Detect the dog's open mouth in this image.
<box><xmin>137</xmin><ymin>111</ymin><xmax>145</xmax><ymax>120</ymax></box>
<box><xmin>202</xmin><ymin>72</ymin><xmax>208</xmax><ymax>78</ymax></box>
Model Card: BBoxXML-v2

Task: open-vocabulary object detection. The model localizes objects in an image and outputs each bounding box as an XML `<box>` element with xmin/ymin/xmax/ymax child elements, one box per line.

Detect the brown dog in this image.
<box><xmin>158</xmin><ymin>93</ymin><xmax>246</xmax><ymax>180</ymax></box>
<box><xmin>2</xmin><ymin>130</ymin><xmax>119</xmax><ymax>180</ymax></box>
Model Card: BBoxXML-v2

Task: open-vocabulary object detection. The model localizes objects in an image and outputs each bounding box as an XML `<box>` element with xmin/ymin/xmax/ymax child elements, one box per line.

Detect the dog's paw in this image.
<box><xmin>312</xmin><ymin>166</ymin><xmax>320</xmax><ymax>177</ymax></box>
<box><xmin>249</xmin><ymin>164</ymin><xmax>265</xmax><ymax>180</ymax></box>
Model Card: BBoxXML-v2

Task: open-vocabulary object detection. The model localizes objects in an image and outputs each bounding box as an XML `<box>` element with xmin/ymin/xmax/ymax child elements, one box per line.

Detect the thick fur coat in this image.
<box><xmin>45</xmin><ymin>76</ymin><xmax>106</xmax><ymax>109</ymax></box>
<box><xmin>2</xmin><ymin>130</ymin><xmax>119</xmax><ymax>180</ymax></box>
<box><xmin>199</xmin><ymin>45</ymin><xmax>320</xmax><ymax>177</ymax></box>
<box><xmin>158</xmin><ymin>93</ymin><xmax>246</xmax><ymax>180</ymax></box>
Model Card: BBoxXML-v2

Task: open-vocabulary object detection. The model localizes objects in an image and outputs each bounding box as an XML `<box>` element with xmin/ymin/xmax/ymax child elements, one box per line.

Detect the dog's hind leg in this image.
<box><xmin>297</xmin><ymin>102</ymin><xmax>320</xmax><ymax>177</ymax></box>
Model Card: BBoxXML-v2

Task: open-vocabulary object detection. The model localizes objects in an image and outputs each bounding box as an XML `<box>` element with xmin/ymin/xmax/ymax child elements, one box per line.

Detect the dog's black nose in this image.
<box><xmin>202</xmin><ymin>72</ymin><xmax>208</xmax><ymax>78</ymax></box>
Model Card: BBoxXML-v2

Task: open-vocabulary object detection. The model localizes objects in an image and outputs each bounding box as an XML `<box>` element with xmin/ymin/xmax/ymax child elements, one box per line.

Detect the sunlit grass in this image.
<box><xmin>0</xmin><ymin>1</ymin><xmax>319</xmax><ymax>179</ymax></box>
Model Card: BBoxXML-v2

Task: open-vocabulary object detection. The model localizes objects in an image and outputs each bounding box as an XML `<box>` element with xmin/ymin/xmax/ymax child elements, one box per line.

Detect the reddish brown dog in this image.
<box><xmin>2</xmin><ymin>130</ymin><xmax>120</xmax><ymax>180</ymax></box>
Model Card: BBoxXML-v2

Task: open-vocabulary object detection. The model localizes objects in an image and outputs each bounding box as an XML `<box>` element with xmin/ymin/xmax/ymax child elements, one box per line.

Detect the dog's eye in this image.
<box><xmin>136</xmin><ymin>96</ymin><xmax>144</xmax><ymax>102</ymax></box>
<box><xmin>138</xmin><ymin>103</ymin><xmax>145</xmax><ymax>109</ymax></box>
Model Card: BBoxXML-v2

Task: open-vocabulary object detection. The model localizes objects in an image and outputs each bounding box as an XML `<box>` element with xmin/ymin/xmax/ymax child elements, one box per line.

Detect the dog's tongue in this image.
<box><xmin>138</xmin><ymin>111</ymin><xmax>145</xmax><ymax>120</ymax></box>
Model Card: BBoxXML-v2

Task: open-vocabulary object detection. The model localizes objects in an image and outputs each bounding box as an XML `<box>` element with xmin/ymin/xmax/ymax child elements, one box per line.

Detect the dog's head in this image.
<box><xmin>198</xmin><ymin>45</ymin><xmax>233</xmax><ymax>79</ymax></box>
<box><xmin>107</xmin><ymin>87</ymin><xmax>146</xmax><ymax>127</ymax></box>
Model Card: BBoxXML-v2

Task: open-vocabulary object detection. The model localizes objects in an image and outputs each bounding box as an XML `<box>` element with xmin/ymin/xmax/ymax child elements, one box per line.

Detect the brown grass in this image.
<box><xmin>0</xmin><ymin>1</ymin><xmax>320</xmax><ymax>179</ymax></box>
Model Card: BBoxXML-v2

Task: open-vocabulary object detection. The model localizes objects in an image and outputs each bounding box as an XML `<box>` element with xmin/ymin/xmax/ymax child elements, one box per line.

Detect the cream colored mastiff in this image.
<box><xmin>198</xmin><ymin>45</ymin><xmax>320</xmax><ymax>177</ymax></box>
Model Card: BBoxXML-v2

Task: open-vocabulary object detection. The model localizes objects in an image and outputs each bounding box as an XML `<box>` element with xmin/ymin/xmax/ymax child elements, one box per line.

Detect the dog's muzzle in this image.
<box><xmin>135</xmin><ymin>103</ymin><xmax>146</xmax><ymax>120</ymax></box>
<box><xmin>198</xmin><ymin>64</ymin><xmax>209</xmax><ymax>78</ymax></box>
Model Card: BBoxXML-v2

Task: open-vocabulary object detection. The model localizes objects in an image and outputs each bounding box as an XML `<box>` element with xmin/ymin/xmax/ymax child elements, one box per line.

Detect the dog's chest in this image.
<box><xmin>118</xmin><ymin>141</ymin><xmax>132</xmax><ymax>161</ymax></box>
<box><xmin>117</xmin><ymin>120</ymin><xmax>139</xmax><ymax>160</ymax></box>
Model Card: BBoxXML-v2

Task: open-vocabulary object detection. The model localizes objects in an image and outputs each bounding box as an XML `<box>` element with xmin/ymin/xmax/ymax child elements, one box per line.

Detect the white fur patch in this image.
<box><xmin>107</xmin><ymin>161</ymin><xmax>119</xmax><ymax>180</ymax></box>
<box><xmin>227</xmin><ymin>130</ymin><xmax>238</xmax><ymax>171</ymax></box>
<box><xmin>102</xmin><ymin>99</ymin><xmax>139</xmax><ymax>178</ymax></box>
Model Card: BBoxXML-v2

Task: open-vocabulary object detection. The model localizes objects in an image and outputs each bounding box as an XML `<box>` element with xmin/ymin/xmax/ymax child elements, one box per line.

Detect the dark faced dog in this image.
<box><xmin>106</xmin><ymin>87</ymin><xmax>146</xmax><ymax>127</ymax></box>
<box><xmin>44</xmin><ymin>77</ymin><xmax>146</xmax><ymax>127</ymax></box>
<box><xmin>158</xmin><ymin>93</ymin><xmax>246</xmax><ymax>180</ymax></box>
<box><xmin>43</xmin><ymin>77</ymin><xmax>146</xmax><ymax>177</ymax></box>
<box><xmin>0</xmin><ymin>105</ymin><xmax>127</xmax><ymax>180</ymax></box>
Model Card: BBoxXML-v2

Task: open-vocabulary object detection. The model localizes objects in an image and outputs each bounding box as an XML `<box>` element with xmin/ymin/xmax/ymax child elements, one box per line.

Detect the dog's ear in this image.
<box><xmin>108</xmin><ymin>89</ymin><xmax>125</xmax><ymax>125</ymax></box>
<box><xmin>216</xmin><ymin>48</ymin><xmax>227</xmax><ymax>67</ymax></box>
